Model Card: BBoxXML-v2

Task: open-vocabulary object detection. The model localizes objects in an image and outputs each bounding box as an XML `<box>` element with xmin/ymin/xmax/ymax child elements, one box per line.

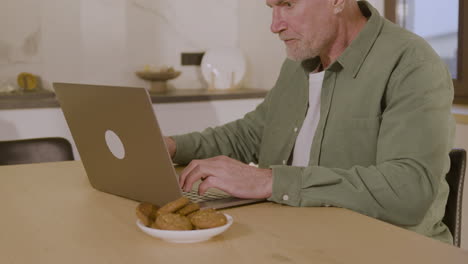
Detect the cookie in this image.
<box><xmin>176</xmin><ymin>202</ymin><xmax>200</xmax><ymax>216</ymax></box>
<box><xmin>187</xmin><ymin>210</ymin><xmax>198</xmax><ymax>220</ymax></box>
<box><xmin>153</xmin><ymin>213</ymin><xmax>193</xmax><ymax>230</ymax></box>
<box><xmin>190</xmin><ymin>209</ymin><xmax>227</xmax><ymax>229</ymax></box>
<box><xmin>136</xmin><ymin>202</ymin><xmax>159</xmax><ymax>227</ymax></box>
<box><xmin>157</xmin><ymin>197</ymin><xmax>190</xmax><ymax>217</ymax></box>
<box><xmin>188</xmin><ymin>208</ymin><xmax>215</xmax><ymax>220</ymax></box>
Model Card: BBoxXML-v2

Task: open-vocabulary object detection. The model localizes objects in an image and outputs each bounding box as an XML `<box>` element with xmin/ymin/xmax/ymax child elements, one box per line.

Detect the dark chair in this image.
<box><xmin>443</xmin><ymin>148</ymin><xmax>466</xmax><ymax>247</ymax></box>
<box><xmin>0</xmin><ymin>137</ymin><xmax>74</xmax><ymax>165</ymax></box>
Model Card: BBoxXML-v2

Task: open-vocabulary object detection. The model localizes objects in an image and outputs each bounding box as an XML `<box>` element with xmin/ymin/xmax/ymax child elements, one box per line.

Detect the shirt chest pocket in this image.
<box><xmin>320</xmin><ymin>117</ymin><xmax>382</xmax><ymax>169</ymax></box>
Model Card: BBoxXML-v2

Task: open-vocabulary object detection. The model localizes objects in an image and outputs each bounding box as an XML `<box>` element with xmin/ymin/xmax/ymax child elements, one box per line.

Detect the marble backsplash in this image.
<box><xmin>0</xmin><ymin>0</ymin><xmax>42</xmax><ymax>65</ymax></box>
<box><xmin>1</xmin><ymin>0</ymin><xmax>244</xmax><ymax>91</ymax></box>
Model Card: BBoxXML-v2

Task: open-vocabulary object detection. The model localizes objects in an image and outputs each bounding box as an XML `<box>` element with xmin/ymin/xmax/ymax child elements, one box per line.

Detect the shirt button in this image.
<box><xmin>282</xmin><ymin>194</ymin><xmax>289</xmax><ymax>201</ymax></box>
<box><xmin>294</xmin><ymin>127</ymin><xmax>298</xmax><ymax>132</ymax></box>
<box><xmin>282</xmin><ymin>160</ymin><xmax>286</xmax><ymax>165</ymax></box>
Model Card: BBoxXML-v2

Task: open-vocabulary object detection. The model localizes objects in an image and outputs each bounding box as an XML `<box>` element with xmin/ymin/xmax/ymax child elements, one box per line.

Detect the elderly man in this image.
<box><xmin>164</xmin><ymin>0</ymin><xmax>455</xmax><ymax>244</ymax></box>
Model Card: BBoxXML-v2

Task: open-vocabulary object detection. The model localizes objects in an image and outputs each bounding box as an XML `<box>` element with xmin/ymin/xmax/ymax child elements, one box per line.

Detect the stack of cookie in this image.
<box><xmin>136</xmin><ymin>197</ymin><xmax>228</xmax><ymax>230</ymax></box>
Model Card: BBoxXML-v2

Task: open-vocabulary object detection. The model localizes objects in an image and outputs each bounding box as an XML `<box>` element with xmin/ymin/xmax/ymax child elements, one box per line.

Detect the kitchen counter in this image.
<box><xmin>0</xmin><ymin>88</ymin><xmax>268</xmax><ymax>110</ymax></box>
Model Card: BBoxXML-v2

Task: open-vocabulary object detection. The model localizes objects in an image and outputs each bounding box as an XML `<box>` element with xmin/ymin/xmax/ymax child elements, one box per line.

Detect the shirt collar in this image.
<box><xmin>301</xmin><ymin>57</ymin><xmax>322</xmax><ymax>74</ymax></box>
<box><xmin>301</xmin><ymin>1</ymin><xmax>384</xmax><ymax>77</ymax></box>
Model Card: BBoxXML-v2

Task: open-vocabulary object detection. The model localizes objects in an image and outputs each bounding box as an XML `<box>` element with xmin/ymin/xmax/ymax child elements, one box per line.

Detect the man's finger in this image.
<box><xmin>197</xmin><ymin>176</ymin><xmax>225</xmax><ymax>196</ymax></box>
<box><xmin>199</xmin><ymin>176</ymin><xmax>235</xmax><ymax>197</ymax></box>
<box><xmin>178</xmin><ymin>160</ymin><xmax>199</xmax><ymax>187</ymax></box>
<box><xmin>197</xmin><ymin>177</ymin><xmax>214</xmax><ymax>196</ymax></box>
<box><xmin>183</xmin><ymin>166</ymin><xmax>212</xmax><ymax>192</ymax></box>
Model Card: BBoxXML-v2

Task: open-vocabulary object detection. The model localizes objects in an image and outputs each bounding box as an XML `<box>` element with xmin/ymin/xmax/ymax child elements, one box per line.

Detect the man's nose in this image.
<box><xmin>270</xmin><ymin>9</ymin><xmax>287</xmax><ymax>34</ymax></box>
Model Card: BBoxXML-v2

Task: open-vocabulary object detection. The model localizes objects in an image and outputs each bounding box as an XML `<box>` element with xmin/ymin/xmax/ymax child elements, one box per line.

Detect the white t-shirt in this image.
<box><xmin>291</xmin><ymin>71</ymin><xmax>325</xmax><ymax>167</ymax></box>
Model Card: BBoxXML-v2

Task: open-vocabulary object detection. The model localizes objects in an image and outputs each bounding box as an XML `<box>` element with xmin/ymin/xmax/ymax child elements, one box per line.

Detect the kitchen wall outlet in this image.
<box><xmin>181</xmin><ymin>52</ymin><xmax>205</xmax><ymax>66</ymax></box>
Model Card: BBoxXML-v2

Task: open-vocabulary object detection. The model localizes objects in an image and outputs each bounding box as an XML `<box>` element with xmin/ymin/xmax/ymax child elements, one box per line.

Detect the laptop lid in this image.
<box><xmin>53</xmin><ymin>82</ymin><xmax>264</xmax><ymax>208</ymax></box>
<box><xmin>54</xmin><ymin>82</ymin><xmax>182</xmax><ymax>206</ymax></box>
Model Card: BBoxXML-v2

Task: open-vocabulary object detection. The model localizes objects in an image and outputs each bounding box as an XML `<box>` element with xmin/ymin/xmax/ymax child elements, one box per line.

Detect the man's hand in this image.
<box><xmin>164</xmin><ymin>136</ymin><xmax>176</xmax><ymax>159</ymax></box>
<box><xmin>179</xmin><ymin>155</ymin><xmax>273</xmax><ymax>199</ymax></box>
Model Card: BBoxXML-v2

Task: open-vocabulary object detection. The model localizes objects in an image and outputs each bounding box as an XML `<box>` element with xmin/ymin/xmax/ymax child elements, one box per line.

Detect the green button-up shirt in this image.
<box><xmin>172</xmin><ymin>1</ymin><xmax>455</xmax><ymax>244</ymax></box>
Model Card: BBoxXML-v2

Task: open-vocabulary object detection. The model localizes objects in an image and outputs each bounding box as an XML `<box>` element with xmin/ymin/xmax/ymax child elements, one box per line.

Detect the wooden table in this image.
<box><xmin>1</xmin><ymin>161</ymin><xmax>467</xmax><ymax>264</ymax></box>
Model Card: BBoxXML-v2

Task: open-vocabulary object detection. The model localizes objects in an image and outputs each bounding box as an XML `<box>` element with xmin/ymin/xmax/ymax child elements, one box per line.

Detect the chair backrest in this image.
<box><xmin>0</xmin><ymin>137</ymin><xmax>74</xmax><ymax>165</ymax></box>
<box><xmin>443</xmin><ymin>148</ymin><xmax>466</xmax><ymax>247</ymax></box>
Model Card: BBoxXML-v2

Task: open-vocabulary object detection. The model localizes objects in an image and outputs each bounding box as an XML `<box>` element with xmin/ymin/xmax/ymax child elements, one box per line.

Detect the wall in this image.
<box><xmin>0</xmin><ymin>0</ymin><xmax>243</xmax><ymax>91</ymax></box>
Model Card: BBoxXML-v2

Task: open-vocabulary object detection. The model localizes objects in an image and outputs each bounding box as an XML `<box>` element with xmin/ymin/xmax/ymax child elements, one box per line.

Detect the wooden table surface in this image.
<box><xmin>1</xmin><ymin>161</ymin><xmax>467</xmax><ymax>264</ymax></box>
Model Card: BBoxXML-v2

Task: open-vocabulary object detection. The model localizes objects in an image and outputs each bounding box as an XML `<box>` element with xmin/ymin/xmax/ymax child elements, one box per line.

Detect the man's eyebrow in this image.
<box><xmin>266</xmin><ymin>0</ymin><xmax>285</xmax><ymax>8</ymax></box>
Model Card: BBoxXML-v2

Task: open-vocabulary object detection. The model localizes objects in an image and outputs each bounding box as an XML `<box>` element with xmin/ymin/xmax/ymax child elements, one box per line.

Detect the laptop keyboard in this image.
<box><xmin>182</xmin><ymin>190</ymin><xmax>231</xmax><ymax>203</ymax></box>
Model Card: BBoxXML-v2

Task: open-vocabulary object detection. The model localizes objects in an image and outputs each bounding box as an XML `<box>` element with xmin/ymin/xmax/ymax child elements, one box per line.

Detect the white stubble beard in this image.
<box><xmin>284</xmin><ymin>38</ymin><xmax>320</xmax><ymax>62</ymax></box>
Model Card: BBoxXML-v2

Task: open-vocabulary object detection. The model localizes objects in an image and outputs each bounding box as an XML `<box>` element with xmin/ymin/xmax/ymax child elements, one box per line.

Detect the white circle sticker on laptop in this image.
<box><xmin>105</xmin><ymin>130</ymin><xmax>125</xmax><ymax>159</ymax></box>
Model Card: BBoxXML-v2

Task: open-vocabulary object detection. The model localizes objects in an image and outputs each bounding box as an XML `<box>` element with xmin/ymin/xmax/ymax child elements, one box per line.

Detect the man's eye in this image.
<box><xmin>282</xmin><ymin>1</ymin><xmax>292</xmax><ymax>7</ymax></box>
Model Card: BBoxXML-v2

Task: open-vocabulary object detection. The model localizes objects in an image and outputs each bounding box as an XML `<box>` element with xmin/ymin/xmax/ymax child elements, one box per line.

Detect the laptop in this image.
<box><xmin>53</xmin><ymin>82</ymin><xmax>264</xmax><ymax>209</ymax></box>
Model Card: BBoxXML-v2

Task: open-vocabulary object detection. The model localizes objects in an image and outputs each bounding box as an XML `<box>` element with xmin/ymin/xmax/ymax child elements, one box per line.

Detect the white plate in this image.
<box><xmin>201</xmin><ymin>48</ymin><xmax>246</xmax><ymax>90</ymax></box>
<box><xmin>136</xmin><ymin>213</ymin><xmax>233</xmax><ymax>243</ymax></box>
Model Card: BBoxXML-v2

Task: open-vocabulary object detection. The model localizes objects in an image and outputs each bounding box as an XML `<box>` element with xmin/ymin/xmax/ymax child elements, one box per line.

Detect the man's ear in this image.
<box><xmin>331</xmin><ymin>0</ymin><xmax>346</xmax><ymax>14</ymax></box>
